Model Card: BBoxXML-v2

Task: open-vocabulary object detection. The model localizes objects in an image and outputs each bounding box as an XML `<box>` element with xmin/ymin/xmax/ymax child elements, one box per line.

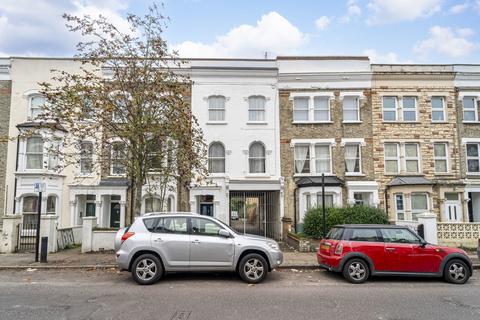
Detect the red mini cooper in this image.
<box><xmin>317</xmin><ymin>224</ymin><xmax>473</xmax><ymax>284</ymax></box>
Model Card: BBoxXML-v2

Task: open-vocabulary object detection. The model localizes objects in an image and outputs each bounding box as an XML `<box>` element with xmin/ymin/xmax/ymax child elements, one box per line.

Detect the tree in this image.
<box><xmin>35</xmin><ymin>4</ymin><xmax>207</xmax><ymax>221</ymax></box>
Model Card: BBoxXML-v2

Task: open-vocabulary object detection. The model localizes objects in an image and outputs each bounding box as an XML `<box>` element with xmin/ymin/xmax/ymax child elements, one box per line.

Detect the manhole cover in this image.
<box><xmin>171</xmin><ymin>311</ymin><xmax>191</xmax><ymax>320</ymax></box>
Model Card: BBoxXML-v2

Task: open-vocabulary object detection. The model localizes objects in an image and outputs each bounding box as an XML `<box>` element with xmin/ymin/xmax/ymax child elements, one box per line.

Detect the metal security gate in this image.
<box><xmin>16</xmin><ymin>214</ymin><xmax>38</xmax><ymax>252</ymax></box>
<box><xmin>229</xmin><ymin>191</ymin><xmax>280</xmax><ymax>240</ymax></box>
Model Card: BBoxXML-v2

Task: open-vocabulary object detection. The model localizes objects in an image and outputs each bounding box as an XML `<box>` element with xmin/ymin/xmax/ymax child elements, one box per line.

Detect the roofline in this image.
<box><xmin>277</xmin><ymin>56</ymin><xmax>370</xmax><ymax>61</ymax></box>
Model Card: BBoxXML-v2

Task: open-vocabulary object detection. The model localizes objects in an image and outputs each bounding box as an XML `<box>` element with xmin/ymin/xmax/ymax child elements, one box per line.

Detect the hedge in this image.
<box><xmin>303</xmin><ymin>205</ymin><xmax>389</xmax><ymax>239</ymax></box>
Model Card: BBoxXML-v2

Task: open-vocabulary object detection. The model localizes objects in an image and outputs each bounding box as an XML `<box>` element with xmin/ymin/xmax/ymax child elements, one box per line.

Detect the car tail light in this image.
<box><xmin>121</xmin><ymin>231</ymin><xmax>135</xmax><ymax>243</ymax></box>
<box><xmin>334</xmin><ymin>242</ymin><xmax>343</xmax><ymax>255</ymax></box>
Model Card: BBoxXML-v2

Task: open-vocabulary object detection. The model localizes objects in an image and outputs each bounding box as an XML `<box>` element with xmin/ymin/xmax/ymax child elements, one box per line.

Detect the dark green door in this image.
<box><xmin>110</xmin><ymin>203</ymin><xmax>120</xmax><ymax>228</ymax></box>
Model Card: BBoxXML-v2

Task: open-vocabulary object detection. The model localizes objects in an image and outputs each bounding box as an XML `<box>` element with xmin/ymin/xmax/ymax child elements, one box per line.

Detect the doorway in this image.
<box><xmin>110</xmin><ymin>202</ymin><xmax>120</xmax><ymax>228</ymax></box>
<box><xmin>198</xmin><ymin>195</ymin><xmax>214</xmax><ymax>216</ymax></box>
<box><xmin>444</xmin><ymin>193</ymin><xmax>462</xmax><ymax>222</ymax></box>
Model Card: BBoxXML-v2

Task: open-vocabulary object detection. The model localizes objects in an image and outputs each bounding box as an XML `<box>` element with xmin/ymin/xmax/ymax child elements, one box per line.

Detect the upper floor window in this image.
<box><xmin>293</xmin><ymin>97</ymin><xmax>309</xmax><ymax>121</ymax></box>
<box><xmin>384</xmin><ymin>142</ymin><xmax>420</xmax><ymax>174</ymax></box>
<box><xmin>145</xmin><ymin>196</ymin><xmax>162</xmax><ymax>213</ymax></box>
<box><xmin>294</xmin><ymin>143</ymin><xmax>332</xmax><ymax>174</ymax></box>
<box><xmin>208</xmin><ymin>96</ymin><xmax>226</xmax><ymax>122</ymax></box>
<box><xmin>463</xmin><ymin>96</ymin><xmax>479</xmax><ymax>122</ymax></box>
<box><xmin>112</xmin><ymin>93</ymin><xmax>128</xmax><ymax>123</ymax></box>
<box><xmin>314</xmin><ymin>97</ymin><xmax>330</xmax><ymax>121</ymax></box>
<box><xmin>29</xmin><ymin>95</ymin><xmax>45</xmax><ymax>120</ymax></box>
<box><xmin>433</xmin><ymin>142</ymin><xmax>448</xmax><ymax>173</ymax></box>
<box><xmin>26</xmin><ymin>137</ymin><xmax>44</xmax><ymax>169</ymax></box>
<box><xmin>248</xmin><ymin>96</ymin><xmax>265</xmax><ymax>122</ymax></box>
<box><xmin>208</xmin><ymin>142</ymin><xmax>225</xmax><ymax>173</ymax></box>
<box><xmin>294</xmin><ymin>144</ymin><xmax>310</xmax><ymax>174</ymax></box>
<box><xmin>467</xmin><ymin>143</ymin><xmax>480</xmax><ymax>173</ymax></box>
<box><xmin>382</xmin><ymin>96</ymin><xmax>417</xmax><ymax>122</ymax></box>
<box><xmin>111</xmin><ymin>141</ymin><xmax>126</xmax><ymax>175</ymax></box>
<box><xmin>342</xmin><ymin>96</ymin><xmax>360</xmax><ymax>122</ymax></box>
<box><xmin>80</xmin><ymin>141</ymin><xmax>93</xmax><ymax>174</ymax></box>
<box><xmin>345</xmin><ymin>144</ymin><xmax>361</xmax><ymax>174</ymax></box>
<box><xmin>431</xmin><ymin>97</ymin><xmax>446</xmax><ymax>122</ymax></box>
<box><xmin>249</xmin><ymin>142</ymin><xmax>266</xmax><ymax>173</ymax></box>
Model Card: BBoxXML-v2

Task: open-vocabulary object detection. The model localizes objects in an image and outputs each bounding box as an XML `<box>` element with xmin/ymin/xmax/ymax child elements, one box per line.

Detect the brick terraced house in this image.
<box><xmin>1</xmin><ymin>56</ymin><xmax>480</xmax><ymax>242</ymax></box>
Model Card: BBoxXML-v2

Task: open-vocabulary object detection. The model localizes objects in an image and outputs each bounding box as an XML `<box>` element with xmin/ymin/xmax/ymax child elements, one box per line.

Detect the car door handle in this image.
<box><xmin>385</xmin><ymin>247</ymin><xmax>396</xmax><ymax>251</ymax></box>
<box><xmin>192</xmin><ymin>239</ymin><xmax>200</xmax><ymax>244</ymax></box>
<box><xmin>153</xmin><ymin>238</ymin><xmax>163</xmax><ymax>243</ymax></box>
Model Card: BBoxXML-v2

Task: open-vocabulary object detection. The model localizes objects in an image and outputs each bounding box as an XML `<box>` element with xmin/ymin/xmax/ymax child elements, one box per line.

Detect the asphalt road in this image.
<box><xmin>0</xmin><ymin>268</ymin><xmax>479</xmax><ymax>320</ymax></box>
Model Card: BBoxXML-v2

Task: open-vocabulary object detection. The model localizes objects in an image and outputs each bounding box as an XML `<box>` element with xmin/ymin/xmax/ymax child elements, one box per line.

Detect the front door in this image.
<box><xmin>200</xmin><ymin>203</ymin><xmax>213</xmax><ymax>216</ymax></box>
<box><xmin>445</xmin><ymin>193</ymin><xmax>462</xmax><ymax>222</ymax></box>
<box><xmin>110</xmin><ymin>203</ymin><xmax>120</xmax><ymax>228</ymax></box>
<box><xmin>189</xmin><ymin>217</ymin><xmax>234</xmax><ymax>268</ymax></box>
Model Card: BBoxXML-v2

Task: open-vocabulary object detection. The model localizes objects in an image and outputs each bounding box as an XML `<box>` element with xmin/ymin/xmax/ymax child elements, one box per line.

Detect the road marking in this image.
<box><xmin>171</xmin><ymin>310</ymin><xmax>191</xmax><ymax>320</ymax></box>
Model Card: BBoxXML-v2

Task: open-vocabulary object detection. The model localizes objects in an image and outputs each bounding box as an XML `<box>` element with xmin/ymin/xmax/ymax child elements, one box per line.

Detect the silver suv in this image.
<box><xmin>115</xmin><ymin>212</ymin><xmax>283</xmax><ymax>285</ymax></box>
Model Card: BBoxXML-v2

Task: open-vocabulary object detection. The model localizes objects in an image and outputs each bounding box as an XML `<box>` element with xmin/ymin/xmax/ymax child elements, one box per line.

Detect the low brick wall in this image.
<box><xmin>286</xmin><ymin>233</ymin><xmax>319</xmax><ymax>252</ymax></box>
<box><xmin>438</xmin><ymin>223</ymin><xmax>480</xmax><ymax>249</ymax></box>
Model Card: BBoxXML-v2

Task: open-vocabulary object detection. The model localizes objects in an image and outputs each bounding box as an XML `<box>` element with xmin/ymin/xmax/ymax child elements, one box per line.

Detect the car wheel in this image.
<box><xmin>238</xmin><ymin>253</ymin><xmax>268</xmax><ymax>284</ymax></box>
<box><xmin>444</xmin><ymin>259</ymin><xmax>470</xmax><ymax>284</ymax></box>
<box><xmin>342</xmin><ymin>258</ymin><xmax>370</xmax><ymax>284</ymax></box>
<box><xmin>131</xmin><ymin>254</ymin><xmax>163</xmax><ymax>285</ymax></box>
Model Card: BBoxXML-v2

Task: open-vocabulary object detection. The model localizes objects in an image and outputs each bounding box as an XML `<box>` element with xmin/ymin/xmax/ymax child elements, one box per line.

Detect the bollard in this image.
<box><xmin>40</xmin><ymin>237</ymin><xmax>48</xmax><ymax>263</ymax></box>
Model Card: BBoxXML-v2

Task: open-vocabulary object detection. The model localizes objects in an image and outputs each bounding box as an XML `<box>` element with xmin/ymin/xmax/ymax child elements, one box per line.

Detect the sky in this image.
<box><xmin>0</xmin><ymin>0</ymin><xmax>479</xmax><ymax>63</ymax></box>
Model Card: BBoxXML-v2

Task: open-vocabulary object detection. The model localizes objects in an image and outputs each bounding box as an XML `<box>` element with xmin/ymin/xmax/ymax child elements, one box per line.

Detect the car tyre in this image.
<box><xmin>342</xmin><ymin>258</ymin><xmax>370</xmax><ymax>284</ymax></box>
<box><xmin>131</xmin><ymin>253</ymin><xmax>163</xmax><ymax>285</ymax></box>
<box><xmin>443</xmin><ymin>259</ymin><xmax>470</xmax><ymax>284</ymax></box>
<box><xmin>238</xmin><ymin>253</ymin><xmax>268</xmax><ymax>284</ymax></box>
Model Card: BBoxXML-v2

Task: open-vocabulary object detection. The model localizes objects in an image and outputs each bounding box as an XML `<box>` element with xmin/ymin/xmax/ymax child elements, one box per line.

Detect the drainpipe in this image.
<box><xmin>293</xmin><ymin>186</ymin><xmax>298</xmax><ymax>232</ymax></box>
<box><xmin>384</xmin><ymin>186</ymin><xmax>389</xmax><ymax>221</ymax></box>
<box><xmin>13</xmin><ymin>137</ymin><xmax>20</xmax><ymax>214</ymax></box>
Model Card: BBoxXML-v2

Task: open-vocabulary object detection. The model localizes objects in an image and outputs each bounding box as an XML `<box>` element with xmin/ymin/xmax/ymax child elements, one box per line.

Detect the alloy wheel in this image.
<box><xmin>348</xmin><ymin>262</ymin><xmax>366</xmax><ymax>281</ymax></box>
<box><xmin>244</xmin><ymin>258</ymin><xmax>264</xmax><ymax>281</ymax></box>
<box><xmin>449</xmin><ymin>263</ymin><xmax>466</xmax><ymax>281</ymax></box>
<box><xmin>136</xmin><ymin>258</ymin><xmax>157</xmax><ymax>280</ymax></box>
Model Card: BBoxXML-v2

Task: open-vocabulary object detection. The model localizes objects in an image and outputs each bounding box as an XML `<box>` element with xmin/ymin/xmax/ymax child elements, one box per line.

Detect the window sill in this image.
<box><xmin>245</xmin><ymin>174</ymin><xmax>270</xmax><ymax>178</ymax></box>
<box><xmin>292</xmin><ymin>121</ymin><xmax>333</xmax><ymax>124</ymax></box>
<box><xmin>75</xmin><ymin>173</ymin><xmax>95</xmax><ymax>178</ymax></box>
<box><xmin>294</xmin><ymin>173</ymin><xmax>334</xmax><ymax>177</ymax></box>
<box><xmin>431</xmin><ymin>121</ymin><xmax>449</xmax><ymax>124</ymax></box>
<box><xmin>208</xmin><ymin>173</ymin><xmax>229</xmax><ymax>178</ymax></box>
<box><xmin>107</xmin><ymin>174</ymin><xmax>127</xmax><ymax>178</ymax></box>
<box><xmin>463</xmin><ymin>121</ymin><xmax>480</xmax><ymax>124</ymax></box>
<box><xmin>345</xmin><ymin>173</ymin><xmax>365</xmax><ymax>177</ymax></box>
<box><xmin>434</xmin><ymin>173</ymin><xmax>453</xmax><ymax>176</ymax></box>
<box><xmin>342</xmin><ymin>121</ymin><xmax>362</xmax><ymax>124</ymax></box>
<box><xmin>206</xmin><ymin>121</ymin><xmax>227</xmax><ymax>125</ymax></box>
<box><xmin>246</xmin><ymin>121</ymin><xmax>268</xmax><ymax>125</ymax></box>
<box><xmin>466</xmin><ymin>172</ymin><xmax>480</xmax><ymax>176</ymax></box>
<box><xmin>382</xmin><ymin>121</ymin><xmax>420</xmax><ymax>124</ymax></box>
<box><xmin>383</xmin><ymin>172</ymin><xmax>424</xmax><ymax>176</ymax></box>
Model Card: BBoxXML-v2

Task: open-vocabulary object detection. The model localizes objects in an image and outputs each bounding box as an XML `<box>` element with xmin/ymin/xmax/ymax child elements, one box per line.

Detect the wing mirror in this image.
<box><xmin>419</xmin><ymin>240</ymin><xmax>427</xmax><ymax>248</ymax></box>
<box><xmin>218</xmin><ymin>229</ymin><xmax>231</xmax><ymax>238</ymax></box>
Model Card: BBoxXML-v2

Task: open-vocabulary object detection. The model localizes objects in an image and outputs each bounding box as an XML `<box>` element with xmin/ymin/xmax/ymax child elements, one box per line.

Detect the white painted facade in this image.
<box><xmin>188</xmin><ymin>59</ymin><xmax>283</xmax><ymax>238</ymax></box>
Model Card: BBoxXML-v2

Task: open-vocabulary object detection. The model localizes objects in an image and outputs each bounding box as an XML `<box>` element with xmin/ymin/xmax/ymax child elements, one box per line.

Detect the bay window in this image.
<box><xmin>26</xmin><ymin>137</ymin><xmax>44</xmax><ymax>169</ymax></box>
<box><xmin>411</xmin><ymin>193</ymin><xmax>428</xmax><ymax>221</ymax></box>
<box><xmin>395</xmin><ymin>194</ymin><xmax>404</xmax><ymax>221</ymax></box>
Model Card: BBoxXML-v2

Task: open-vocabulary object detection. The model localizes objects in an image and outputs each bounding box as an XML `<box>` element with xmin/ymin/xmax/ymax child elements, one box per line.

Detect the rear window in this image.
<box><xmin>347</xmin><ymin>228</ymin><xmax>382</xmax><ymax>242</ymax></box>
<box><xmin>326</xmin><ymin>228</ymin><xmax>344</xmax><ymax>240</ymax></box>
<box><xmin>143</xmin><ymin>217</ymin><xmax>188</xmax><ymax>234</ymax></box>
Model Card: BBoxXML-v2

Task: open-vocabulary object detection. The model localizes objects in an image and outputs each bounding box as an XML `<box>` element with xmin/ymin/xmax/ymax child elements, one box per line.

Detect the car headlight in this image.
<box><xmin>267</xmin><ymin>241</ymin><xmax>280</xmax><ymax>251</ymax></box>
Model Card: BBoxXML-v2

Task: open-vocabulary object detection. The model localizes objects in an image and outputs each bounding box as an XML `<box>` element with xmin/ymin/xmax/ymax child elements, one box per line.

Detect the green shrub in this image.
<box><xmin>302</xmin><ymin>205</ymin><xmax>389</xmax><ymax>239</ymax></box>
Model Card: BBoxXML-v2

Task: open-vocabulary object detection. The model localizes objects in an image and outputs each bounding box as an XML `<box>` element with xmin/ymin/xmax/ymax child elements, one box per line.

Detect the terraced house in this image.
<box><xmin>371</xmin><ymin>65</ymin><xmax>462</xmax><ymax>224</ymax></box>
<box><xmin>0</xmin><ymin>58</ymin><xmax>11</xmax><ymax>220</ymax></box>
<box><xmin>278</xmin><ymin>57</ymin><xmax>378</xmax><ymax>231</ymax></box>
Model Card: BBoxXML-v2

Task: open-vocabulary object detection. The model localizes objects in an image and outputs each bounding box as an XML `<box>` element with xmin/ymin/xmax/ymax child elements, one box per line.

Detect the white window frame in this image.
<box><xmin>110</xmin><ymin>141</ymin><xmax>126</xmax><ymax>176</ymax></box>
<box><xmin>344</xmin><ymin>143</ymin><xmax>362</xmax><ymax>175</ymax></box>
<box><xmin>401</xmin><ymin>96</ymin><xmax>417</xmax><ymax>122</ymax></box>
<box><xmin>462</xmin><ymin>96</ymin><xmax>479</xmax><ymax>123</ymax></box>
<box><xmin>305</xmin><ymin>194</ymin><xmax>311</xmax><ymax>211</ymax></box>
<box><xmin>28</xmin><ymin>94</ymin><xmax>46</xmax><ymax>121</ymax></box>
<box><xmin>411</xmin><ymin>193</ymin><xmax>429</xmax><ymax>221</ymax></box>
<box><xmin>290</xmin><ymin>93</ymin><xmax>334</xmax><ymax>123</ymax></box>
<box><xmin>314</xmin><ymin>143</ymin><xmax>332</xmax><ymax>174</ymax></box>
<box><xmin>80</xmin><ymin>141</ymin><xmax>94</xmax><ymax>175</ymax></box>
<box><xmin>208</xmin><ymin>142</ymin><xmax>226</xmax><ymax>174</ymax></box>
<box><xmin>384</xmin><ymin>143</ymin><xmax>400</xmax><ymax>174</ymax></box>
<box><xmin>466</xmin><ymin>142</ymin><xmax>480</xmax><ymax>174</ymax></box>
<box><xmin>404</xmin><ymin>143</ymin><xmax>420</xmax><ymax>174</ymax></box>
<box><xmin>342</xmin><ymin>96</ymin><xmax>360</xmax><ymax>123</ymax></box>
<box><xmin>207</xmin><ymin>95</ymin><xmax>226</xmax><ymax>123</ymax></box>
<box><xmin>433</xmin><ymin>142</ymin><xmax>449</xmax><ymax>174</ymax></box>
<box><xmin>247</xmin><ymin>96</ymin><xmax>266</xmax><ymax>122</ymax></box>
<box><xmin>395</xmin><ymin>194</ymin><xmax>405</xmax><ymax>221</ymax></box>
<box><xmin>294</xmin><ymin>144</ymin><xmax>311</xmax><ymax>174</ymax></box>
<box><xmin>313</xmin><ymin>96</ymin><xmax>331</xmax><ymax>122</ymax></box>
<box><xmin>382</xmin><ymin>96</ymin><xmax>397</xmax><ymax>121</ymax></box>
<box><xmin>316</xmin><ymin>193</ymin><xmax>334</xmax><ymax>208</ymax></box>
<box><xmin>292</xmin><ymin>96</ymin><xmax>310</xmax><ymax>122</ymax></box>
<box><xmin>431</xmin><ymin>96</ymin><xmax>446</xmax><ymax>123</ymax></box>
<box><xmin>248</xmin><ymin>142</ymin><xmax>266</xmax><ymax>174</ymax></box>
<box><xmin>25</xmin><ymin>136</ymin><xmax>44</xmax><ymax>170</ymax></box>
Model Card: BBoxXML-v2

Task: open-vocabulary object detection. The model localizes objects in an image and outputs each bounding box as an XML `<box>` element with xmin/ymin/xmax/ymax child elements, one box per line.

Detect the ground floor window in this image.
<box><xmin>46</xmin><ymin>195</ymin><xmax>56</xmax><ymax>215</ymax></box>
<box><xmin>85</xmin><ymin>195</ymin><xmax>96</xmax><ymax>217</ymax></box>
<box><xmin>145</xmin><ymin>197</ymin><xmax>162</xmax><ymax>213</ymax></box>
<box><xmin>395</xmin><ymin>194</ymin><xmax>405</xmax><ymax>221</ymax></box>
<box><xmin>411</xmin><ymin>193</ymin><xmax>428</xmax><ymax>221</ymax></box>
<box><xmin>316</xmin><ymin>193</ymin><xmax>333</xmax><ymax>208</ymax></box>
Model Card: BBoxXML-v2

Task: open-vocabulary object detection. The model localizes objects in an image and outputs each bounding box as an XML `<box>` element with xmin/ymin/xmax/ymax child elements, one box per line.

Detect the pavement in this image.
<box><xmin>0</xmin><ymin>247</ymin><xmax>479</xmax><ymax>270</ymax></box>
<box><xmin>0</xmin><ymin>268</ymin><xmax>479</xmax><ymax>320</ymax></box>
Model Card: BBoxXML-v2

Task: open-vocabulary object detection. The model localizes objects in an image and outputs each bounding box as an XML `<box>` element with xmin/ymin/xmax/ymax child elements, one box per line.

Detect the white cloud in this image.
<box><xmin>0</xmin><ymin>0</ymin><xmax>130</xmax><ymax>56</ymax></box>
<box><xmin>449</xmin><ymin>2</ymin><xmax>470</xmax><ymax>14</ymax></box>
<box><xmin>476</xmin><ymin>0</ymin><xmax>480</xmax><ymax>12</ymax></box>
<box><xmin>363</xmin><ymin>49</ymin><xmax>413</xmax><ymax>63</ymax></box>
<box><xmin>172</xmin><ymin>12</ymin><xmax>308</xmax><ymax>58</ymax></box>
<box><xmin>340</xmin><ymin>0</ymin><xmax>362</xmax><ymax>23</ymax></box>
<box><xmin>315</xmin><ymin>16</ymin><xmax>331</xmax><ymax>30</ymax></box>
<box><xmin>414</xmin><ymin>26</ymin><xmax>477</xmax><ymax>58</ymax></box>
<box><xmin>367</xmin><ymin>0</ymin><xmax>441</xmax><ymax>24</ymax></box>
